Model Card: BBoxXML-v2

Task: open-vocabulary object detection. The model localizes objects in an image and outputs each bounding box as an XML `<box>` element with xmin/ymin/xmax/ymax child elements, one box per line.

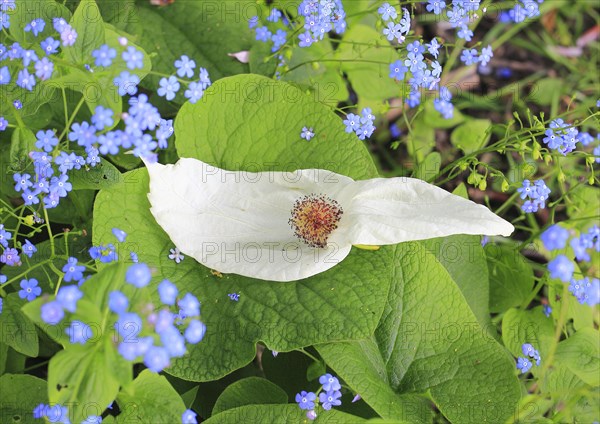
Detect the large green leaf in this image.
<box><xmin>212</xmin><ymin>377</ymin><xmax>288</xmax><ymax>415</ymax></box>
<box><xmin>116</xmin><ymin>370</ymin><xmax>186</xmax><ymax>423</ymax></box>
<box><xmin>103</xmin><ymin>1</ymin><xmax>254</xmax><ymax>98</ymax></box>
<box><xmin>93</xmin><ymin>75</ymin><xmax>390</xmax><ymax>381</ymax></box>
<box><xmin>317</xmin><ymin>242</ymin><xmax>521</xmax><ymax>424</ymax></box>
<box><xmin>205</xmin><ymin>404</ymin><xmax>366</xmax><ymax>423</ymax></box>
<box><xmin>0</xmin><ymin>294</ymin><xmax>38</xmax><ymax>357</ymax></box>
<box><xmin>554</xmin><ymin>328</ymin><xmax>600</xmax><ymax>387</ymax></box>
<box><xmin>486</xmin><ymin>244</ymin><xmax>535</xmax><ymax>313</ymax></box>
<box><xmin>64</xmin><ymin>0</ymin><xmax>106</xmax><ymax>64</ymax></box>
<box><xmin>0</xmin><ymin>374</ymin><xmax>47</xmax><ymax>424</ymax></box>
<box><xmin>335</xmin><ymin>24</ymin><xmax>402</xmax><ymax>106</ymax></box>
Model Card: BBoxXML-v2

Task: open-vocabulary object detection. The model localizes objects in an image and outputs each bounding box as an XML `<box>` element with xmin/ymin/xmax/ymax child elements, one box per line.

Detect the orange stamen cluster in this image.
<box><xmin>289</xmin><ymin>194</ymin><xmax>343</xmax><ymax>248</ymax></box>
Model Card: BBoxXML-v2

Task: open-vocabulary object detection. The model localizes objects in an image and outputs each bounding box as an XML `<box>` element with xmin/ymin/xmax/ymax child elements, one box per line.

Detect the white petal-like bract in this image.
<box><xmin>145</xmin><ymin>158</ymin><xmax>514</xmax><ymax>282</ymax></box>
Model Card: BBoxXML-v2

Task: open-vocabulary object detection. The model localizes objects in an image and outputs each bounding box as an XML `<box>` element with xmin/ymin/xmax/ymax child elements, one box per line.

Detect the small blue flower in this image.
<box><xmin>298</xmin><ymin>31</ymin><xmax>314</xmax><ymax>48</ymax></box>
<box><xmin>49</xmin><ymin>174</ymin><xmax>72</xmax><ymax>197</ymax></box>
<box><xmin>255</xmin><ymin>26</ymin><xmax>271</xmax><ymax>42</ymax></box>
<box><xmin>382</xmin><ymin>22</ymin><xmax>401</xmax><ymax>41</ymax></box>
<box><xmin>548</xmin><ymin>255</ymin><xmax>574</xmax><ymax>282</ymax></box>
<box><xmin>182</xmin><ymin>409</ymin><xmax>197</xmax><ymax>424</ymax></box>
<box><xmin>19</xmin><ymin>278</ymin><xmax>41</xmax><ymax>301</ymax></box>
<box><xmin>295</xmin><ymin>391</ymin><xmax>316</xmax><ymax>410</ymax></box>
<box><xmin>0</xmin><ymin>12</ymin><xmax>10</xmax><ymax>30</ymax></box>
<box><xmin>122</xmin><ymin>46</ymin><xmax>144</xmax><ymax>69</ymax></box>
<box><xmin>174</xmin><ymin>55</ymin><xmax>196</xmax><ymax>78</ymax></box>
<box><xmin>0</xmin><ymin>226</ymin><xmax>12</xmax><ymax>249</ymax></box>
<box><xmin>40</xmin><ymin>37</ymin><xmax>59</xmax><ymax>55</ymax></box>
<box><xmin>426</xmin><ymin>38</ymin><xmax>441</xmax><ymax>58</ymax></box>
<box><xmin>178</xmin><ymin>293</ymin><xmax>200</xmax><ymax>317</ymax></box>
<box><xmin>56</xmin><ymin>285</ymin><xmax>83</xmax><ymax>313</ymax></box>
<box><xmin>300</xmin><ymin>126</ymin><xmax>315</xmax><ymax>141</ymax></box>
<box><xmin>184</xmin><ymin>319</ymin><xmax>206</xmax><ymax>344</ymax></box>
<box><xmin>248</xmin><ymin>16</ymin><xmax>258</xmax><ymax>29</ymax></box>
<box><xmin>479</xmin><ymin>45</ymin><xmax>493</xmax><ymax>66</ymax></box>
<box><xmin>114</xmin><ymin>71</ymin><xmax>140</xmax><ymax>96</ymax></box>
<box><xmin>460</xmin><ymin>48</ymin><xmax>479</xmax><ymax>65</ymax></box>
<box><xmin>34</xmin><ymin>57</ymin><xmax>54</xmax><ymax>80</ymax></box>
<box><xmin>41</xmin><ymin>301</ymin><xmax>64</xmax><ymax>325</ymax></box>
<box><xmin>378</xmin><ymin>2</ymin><xmax>397</xmax><ymax>20</ymax></box>
<box><xmin>0</xmin><ymin>66</ymin><xmax>10</xmax><ymax>85</ymax></box>
<box><xmin>13</xmin><ymin>99</ymin><xmax>23</xmax><ymax>110</ymax></box>
<box><xmin>320</xmin><ymin>373</ymin><xmax>341</xmax><ymax>391</ymax></box>
<box><xmin>184</xmin><ymin>81</ymin><xmax>205</xmax><ymax>104</ymax></box>
<box><xmin>158</xmin><ymin>279</ymin><xmax>178</xmax><ymax>305</ymax></box>
<box><xmin>389</xmin><ymin>60</ymin><xmax>407</xmax><ymax>80</ymax></box>
<box><xmin>62</xmin><ymin>257</ymin><xmax>85</xmax><ymax>282</ymax></box>
<box><xmin>570</xmin><ymin>236</ymin><xmax>591</xmax><ymax>262</ymax></box>
<box><xmin>157</xmin><ymin>76</ymin><xmax>180</xmax><ymax>101</ymax></box>
<box><xmin>228</xmin><ymin>293</ymin><xmax>240</xmax><ymax>302</ymax></box>
<box><xmin>319</xmin><ymin>390</ymin><xmax>342</xmax><ymax>410</ymax></box>
<box><xmin>144</xmin><ymin>346</ymin><xmax>170</xmax><ymax>372</ymax></box>
<box><xmin>22</xmin><ymin>239</ymin><xmax>37</xmax><ymax>258</ymax></box>
<box><xmin>35</xmin><ymin>130</ymin><xmax>59</xmax><ymax>153</ymax></box>
<box><xmin>60</xmin><ymin>26</ymin><xmax>78</xmax><ymax>46</ymax></box>
<box><xmin>516</xmin><ymin>357</ymin><xmax>532</xmax><ymax>373</ymax></box>
<box><xmin>115</xmin><ymin>312</ymin><xmax>142</xmax><ymax>339</ymax></box>
<box><xmin>82</xmin><ymin>415</ymin><xmax>102</xmax><ymax>424</ymax></box>
<box><xmin>266</xmin><ymin>8</ymin><xmax>282</xmax><ymax>22</ymax></box>
<box><xmin>92</xmin><ymin>44</ymin><xmax>116</xmax><ymax>67</ymax></box>
<box><xmin>24</xmin><ymin>18</ymin><xmax>45</xmax><ymax>36</ymax></box>
<box><xmin>112</xmin><ymin>228</ymin><xmax>127</xmax><ymax>243</ymax></box>
<box><xmin>0</xmin><ymin>247</ymin><xmax>19</xmax><ymax>266</ymax></box>
<box><xmin>343</xmin><ymin>113</ymin><xmax>360</xmax><ymax>133</ymax></box>
<box><xmin>108</xmin><ymin>291</ymin><xmax>129</xmax><ymax>314</ymax></box>
<box><xmin>66</xmin><ymin>320</ymin><xmax>92</xmax><ymax>344</ymax></box>
<box><xmin>16</xmin><ymin>69</ymin><xmax>36</xmax><ymax>91</ymax></box>
<box><xmin>426</xmin><ymin>0</ymin><xmax>446</xmax><ymax>15</ymax></box>
<box><xmin>540</xmin><ymin>224</ymin><xmax>569</xmax><ymax>251</ymax></box>
<box><xmin>126</xmin><ymin>263</ymin><xmax>152</xmax><ymax>288</ymax></box>
<box><xmin>91</xmin><ymin>105</ymin><xmax>114</xmax><ymax>130</ymax></box>
<box><xmin>0</xmin><ymin>116</ymin><xmax>7</xmax><ymax>131</ymax></box>
<box><xmin>271</xmin><ymin>29</ymin><xmax>287</xmax><ymax>52</ymax></box>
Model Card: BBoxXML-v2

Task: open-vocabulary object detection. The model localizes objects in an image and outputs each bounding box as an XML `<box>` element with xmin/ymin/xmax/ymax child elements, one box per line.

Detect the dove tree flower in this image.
<box><xmin>145</xmin><ymin>158</ymin><xmax>513</xmax><ymax>282</ymax></box>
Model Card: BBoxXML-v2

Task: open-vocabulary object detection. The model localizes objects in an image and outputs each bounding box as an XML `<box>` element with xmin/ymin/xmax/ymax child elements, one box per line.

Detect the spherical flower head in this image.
<box><xmin>62</xmin><ymin>257</ymin><xmax>85</xmax><ymax>282</ymax></box>
<box><xmin>516</xmin><ymin>357</ymin><xmax>532</xmax><ymax>373</ymax></box>
<box><xmin>144</xmin><ymin>346</ymin><xmax>170</xmax><ymax>372</ymax></box>
<box><xmin>182</xmin><ymin>409</ymin><xmax>197</xmax><ymax>424</ymax></box>
<box><xmin>158</xmin><ymin>279</ymin><xmax>178</xmax><ymax>305</ymax></box>
<box><xmin>184</xmin><ymin>319</ymin><xmax>206</xmax><ymax>344</ymax></box>
<box><xmin>295</xmin><ymin>391</ymin><xmax>316</xmax><ymax>410</ymax></box>
<box><xmin>319</xmin><ymin>390</ymin><xmax>342</xmax><ymax>410</ymax></box>
<box><xmin>41</xmin><ymin>301</ymin><xmax>65</xmax><ymax>325</ymax></box>
<box><xmin>540</xmin><ymin>224</ymin><xmax>569</xmax><ymax>251</ymax></box>
<box><xmin>19</xmin><ymin>278</ymin><xmax>42</xmax><ymax>302</ymax></box>
<box><xmin>178</xmin><ymin>293</ymin><xmax>201</xmax><ymax>317</ymax></box>
<box><xmin>319</xmin><ymin>373</ymin><xmax>341</xmax><ymax>392</ymax></box>
<box><xmin>108</xmin><ymin>291</ymin><xmax>129</xmax><ymax>314</ymax></box>
<box><xmin>66</xmin><ymin>320</ymin><xmax>92</xmax><ymax>344</ymax></box>
<box><xmin>112</xmin><ymin>227</ymin><xmax>127</xmax><ymax>243</ymax></box>
<box><xmin>126</xmin><ymin>263</ymin><xmax>152</xmax><ymax>288</ymax></box>
<box><xmin>547</xmin><ymin>254</ymin><xmax>574</xmax><ymax>282</ymax></box>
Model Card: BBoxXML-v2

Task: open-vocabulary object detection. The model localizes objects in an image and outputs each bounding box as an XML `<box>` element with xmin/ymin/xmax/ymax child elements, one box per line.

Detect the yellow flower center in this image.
<box><xmin>289</xmin><ymin>194</ymin><xmax>343</xmax><ymax>248</ymax></box>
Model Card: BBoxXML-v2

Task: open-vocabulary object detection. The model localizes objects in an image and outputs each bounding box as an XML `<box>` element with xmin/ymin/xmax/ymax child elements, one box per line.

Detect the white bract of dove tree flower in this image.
<box><xmin>145</xmin><ymin>158</ymin><xmax>513</xmax><ymax>282</ymax></box>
